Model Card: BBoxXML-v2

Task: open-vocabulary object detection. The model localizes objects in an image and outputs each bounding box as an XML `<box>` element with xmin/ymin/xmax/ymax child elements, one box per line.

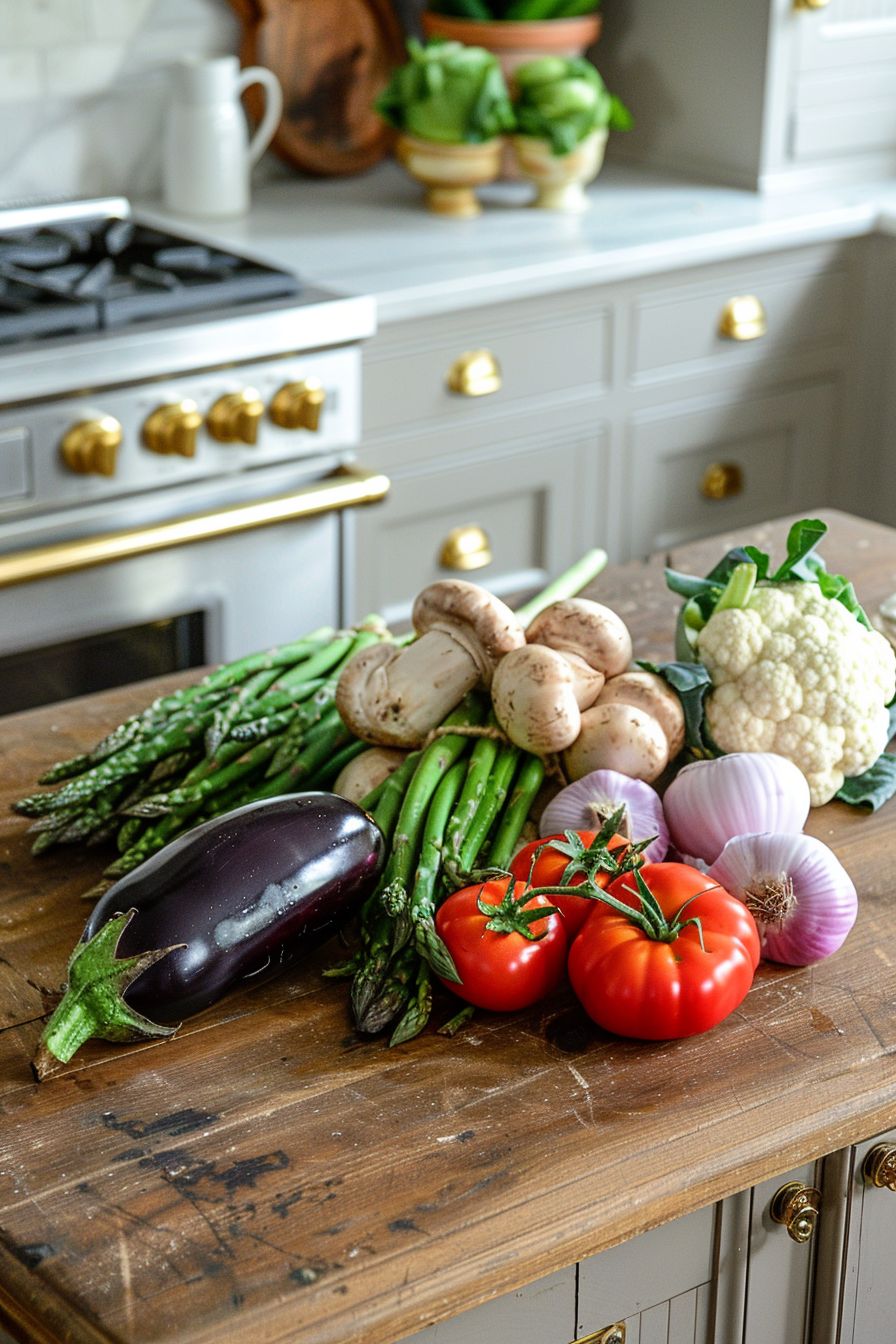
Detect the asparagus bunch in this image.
<box><xmin>13</xmin><ymin>618</ymin><xmax>392</xmax><ymax>894</ymax></box>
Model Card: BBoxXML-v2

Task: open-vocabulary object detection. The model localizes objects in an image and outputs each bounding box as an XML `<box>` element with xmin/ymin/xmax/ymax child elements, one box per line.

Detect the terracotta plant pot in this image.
<box><xmin>511</xmin><ymin>127</ymin><xmax>608</xmax><ymax>211</ymax></box>
<box><xmin>420</xmin><ymin>11</ymin><xmax>602</xmax><ymax>84</ymax></box>
<box><xmin>395</xmin><ymin>133</ymin><xmax>503</xmax><ymax>217</ymax></box>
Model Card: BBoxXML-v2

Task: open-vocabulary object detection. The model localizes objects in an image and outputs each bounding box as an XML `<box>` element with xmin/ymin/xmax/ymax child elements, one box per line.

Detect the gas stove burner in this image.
<box><xmin>0</xmin><ymin>208</ymin><xmax>301</xmax><ymax>344</ymax></box>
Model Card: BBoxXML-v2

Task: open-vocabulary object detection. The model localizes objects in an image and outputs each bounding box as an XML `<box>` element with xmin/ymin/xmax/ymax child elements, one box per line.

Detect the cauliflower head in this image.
<box><xmin>696</xmin><ymin>582</ymin><xmax>896</xmax><ymax>805</ymax></box>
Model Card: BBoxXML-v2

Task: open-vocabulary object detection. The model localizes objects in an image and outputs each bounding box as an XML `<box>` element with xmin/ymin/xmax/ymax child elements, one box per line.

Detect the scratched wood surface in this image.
<box><xmin>2</xmin><ymin>510</ymin><xmax>896</xmax><ymax>1344</ymax></box>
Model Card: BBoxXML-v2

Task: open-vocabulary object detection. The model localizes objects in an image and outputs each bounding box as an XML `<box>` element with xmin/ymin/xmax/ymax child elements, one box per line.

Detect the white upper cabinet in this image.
<box><xmin>597</xmin><ymin>0</ymin><xmax>896</xmax><ymax>191</ymax></box>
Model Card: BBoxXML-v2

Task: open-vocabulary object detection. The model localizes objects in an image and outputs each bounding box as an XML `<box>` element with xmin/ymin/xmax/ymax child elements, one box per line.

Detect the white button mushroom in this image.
<box><xmin>335</xmin><ymin>580</ymin><xmax>525</xmax><ymax>747</ymax></box>
<box><xmin>563</xmin><ymin>702</ymin><xmax>670</xmax><ymax>784</ymax></box>
<box><xmin>525</xmin><ymin>598</ymin><xmax>633</xmax><ymax>692</ymax></box>
<box><xmin>492</xmin><ymin>644</ymin><xmax>587</xmax><ymax>754</ymax></box>
<box><xmin>593</xmin><ymin>670</ymin><xmax>685</xmax><ymax>760</ymax></box>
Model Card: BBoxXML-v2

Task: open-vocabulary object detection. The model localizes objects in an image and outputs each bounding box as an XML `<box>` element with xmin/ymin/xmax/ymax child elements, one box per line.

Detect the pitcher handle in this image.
<box><xmin>237</xmin><ymin>64</ymin><xmax>283</xmax><ymax>167</ymax></box>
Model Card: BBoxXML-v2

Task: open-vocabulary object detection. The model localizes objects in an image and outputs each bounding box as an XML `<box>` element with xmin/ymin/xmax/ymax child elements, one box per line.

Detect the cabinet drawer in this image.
<box><xmin>838</xmin><ymin>1127</ymin><xmax>896</xmax><ymax>1343</ymax></box>
<box><xmin>348</xmin><ymin>428</ymin><xmax>606</xmax><ymax>627</ymax></box>
<box><xmin>629</xmin><ymin>251</ymin><xmax>848</xmax><ymax>386</ymax></box>
<box><xmin>364</xmin><ymin>295</ymin><xmax>612</xmax><ymax>439</ymax></box>
<box><xmin>576</xmin><ymin>1205</ymin><xmax>715</xmax><ymax>1341</ymax></box>
<box><xmin>395</xmin><ymin>1265</ymin><xmax>576</xmax><ymax>1344</ymax></box>
<box><xmin>622</xmin><ymin>383</ymin><xmax>836</xmax><ymax>557</ymax></box>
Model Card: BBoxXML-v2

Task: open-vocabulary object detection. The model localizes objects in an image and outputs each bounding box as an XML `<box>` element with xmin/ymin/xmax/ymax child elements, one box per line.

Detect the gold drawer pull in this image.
<box><xmin>446</xmin><ymin>349</ymin><xmax>502</xmax><ymax>397</ymax></box>
<box><xmin>771</xmin><ymin>1181</ymin><xmax>822</xmax><ymax>1243</ymax></box>
<box><xmin>701</xmin><ymin>462</ymin><xmax>744</xmax><ymax>500</ymax></box>
<box><xmin>864</xmin><ymin>1144</ymin><xmax>896</xmax><ymax>1190</ymax></box>
<box><xmin>795</xmin><ymin>0</ymin><xmax>831</xmax><ymax>9</ymax></box>
<box><xmin>438</xmin><ymin>524</ymin><xmax>493</xmax><ymax>571</ymax></box>
<box><xmin>719</xmin><ymin>295</ymin><xmax>767</xmax><ymax>341</ymax></box>
<box><xmin>576</xmin><ymin>1325</ymin><xmax>626</xmax><ymax>1344</ymax></box>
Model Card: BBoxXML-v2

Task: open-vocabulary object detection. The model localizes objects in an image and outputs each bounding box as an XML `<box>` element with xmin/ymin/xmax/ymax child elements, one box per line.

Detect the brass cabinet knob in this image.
<box><xmin>207</xmin><ymin>389</ymin><xmax>264</xmax><ymax>445</ymax></box>
<box><xmin>701</xmin><ymin>462</ymin><xmax>744</xmax><ymax>500</ymax></box>
<box><xmin>59</xmin><ymin>415</ymin><xmax>123</xmax><ymax>477</ymax></box>
<box><xmin>771</xmin><ymin>1181</ymin><xmax>822</xmax><ymax>1243</ymax></box>
<box><xmin>719</xmin><ymin>295</ymin><xmax>767</xmax><ymax>341</ymax></box>
<box><xmin>269</xmin><ymin>379</ymin><xmax>326</xmax><ymax>431</ymax></box>
<box><xmin>438</xmin><ymin>524</ymin><xmax>493</xmax><ymax>571</ymax></box>
<box><xmin>576</xmin><ymin>1325</ymin><xmax>626</xmax><ymax>1344</ymax></box>
<box><xmin>142</xmin><ymin>399</ymin><xmax>202</xmax><ymax>458</ymax></box>
<box><xmin>446</xmin><ymin>349</ymin><xmax>502</xmax><ymax>397</ymax></box>
<box><xmin>863</xmin><ymin>1144</ymin><xmax>896</xmax><ymax>1190</ymax></box>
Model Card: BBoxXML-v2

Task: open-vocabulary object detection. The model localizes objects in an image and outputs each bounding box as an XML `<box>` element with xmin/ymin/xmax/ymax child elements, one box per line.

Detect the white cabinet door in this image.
<box><xmin>790</xmin><ymin>0</ymin><xmax>896</xmax><ymax>163</ymax></box>
<box><xmin>742</xmin><ymin>1164</ymin><xmax>820</xmax><ymax>1344</ymax></box>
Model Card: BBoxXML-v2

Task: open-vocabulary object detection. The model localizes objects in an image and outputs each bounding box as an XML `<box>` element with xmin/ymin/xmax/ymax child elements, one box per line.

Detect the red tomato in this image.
<box><xmin>509</xmin><ymin>830</ymin><xmax>631</xmax><ymax>937</ymax></box>
<box><xmin>568</xmin><ymin>862</ymin><xmax>760</xmax><ymax>1040</ymax></box>
<box><xmin>435</xmin><ymin>876</ymin><xmax>567</xmax><ymax>1012</ymax></box>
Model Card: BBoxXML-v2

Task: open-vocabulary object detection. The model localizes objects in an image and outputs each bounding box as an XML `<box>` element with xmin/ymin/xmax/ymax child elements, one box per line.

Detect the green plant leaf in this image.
<box><xmin>835</xmin><ymin>753</ymin><xmax>896</xmax><ymax>811</ymax></box>
<box><xmin>770</xmin><ymin>517</ymin><xmax>827</xmax><ymax>581</ymax></box>
<box><xmin>637</xmin><ymin>660</ymin><xmax>721</xmax><ymax>758</ymax></box>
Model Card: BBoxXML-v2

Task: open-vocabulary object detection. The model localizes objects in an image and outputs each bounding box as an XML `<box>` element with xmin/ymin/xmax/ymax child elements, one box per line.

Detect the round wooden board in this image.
<box><xmin>232</xmin><ymin>0</ymin><xmax>405</xmax><ymax>177</ymax></box>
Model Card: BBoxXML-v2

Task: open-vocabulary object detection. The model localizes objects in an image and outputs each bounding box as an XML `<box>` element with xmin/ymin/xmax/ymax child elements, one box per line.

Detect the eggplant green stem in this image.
<box><xmin>33</xmin><ymin>911</ymin><xmax>181</xmax><ymax>1081</ymax></box>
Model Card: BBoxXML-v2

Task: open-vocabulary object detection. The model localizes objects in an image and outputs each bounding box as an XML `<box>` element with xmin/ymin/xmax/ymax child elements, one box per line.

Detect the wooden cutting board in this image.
<box><xmin>231</xmin><ymin>0</ymin><xmax>406</xmax><ymax>176</ymax></box>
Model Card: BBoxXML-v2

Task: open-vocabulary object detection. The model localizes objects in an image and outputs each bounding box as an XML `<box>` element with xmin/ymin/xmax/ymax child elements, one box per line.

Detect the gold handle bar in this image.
<box><xmin>0</xmin><ymin>466</ymin><xmax>390</xmax><ymax>590</ymax></box>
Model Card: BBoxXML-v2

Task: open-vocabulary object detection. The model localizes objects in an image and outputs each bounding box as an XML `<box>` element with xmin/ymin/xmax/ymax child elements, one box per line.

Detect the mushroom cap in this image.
<box><xmin>526</xmin><ymin>598</ymin><xmax>632</xmax><ymax>680</ymax></box>
<box><xmin>563</xmin><ymin>702</ymin><xmax>670</xmax><ymax>784</ymax></box>
<box><xmin>492</xmin><ymin>644</ymin><xmax>582</xmax><ymax>754</ymax></box>
<box><xmin>595</xmin><ymin>671</ymin><xmax>685</xmax><ymax>758</ymax></box>
<box><xmin>333</xmin><ymin>747</ymin><xmax>409</xmax><ymax>804</ymax></box>
<box><xmin>335</xmin><ymin>643</ymin><xmax>409</xmax><ymax>746</ymax></box>
<box><xmin>412</xmin><ymin>580</ymin><xmax>525</xmax><ymax>687</ymax></box>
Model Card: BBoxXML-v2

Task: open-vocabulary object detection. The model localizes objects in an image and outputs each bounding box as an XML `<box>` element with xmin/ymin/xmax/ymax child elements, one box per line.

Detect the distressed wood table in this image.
<box><xmin>2</xmin><ymin>509</ymin><xmax>896</xmax><ymax>1344</ymax></box>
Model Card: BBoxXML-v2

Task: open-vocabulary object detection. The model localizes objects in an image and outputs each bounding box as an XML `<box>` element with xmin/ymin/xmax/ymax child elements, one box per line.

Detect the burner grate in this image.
<box><xmin>0</xmin><ymin>214</ymin><xmax>301</xmax><ymax>344</ymax></box>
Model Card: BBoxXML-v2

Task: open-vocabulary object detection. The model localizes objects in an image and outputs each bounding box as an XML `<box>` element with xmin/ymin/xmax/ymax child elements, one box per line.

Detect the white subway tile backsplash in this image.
<box><xmin>0</xmin><ymin>51</ymin><xmax>44</xmax><ymax>104</ymax></box>
<box><xmin>16</xmin><ymin>0</ymin><xmax>88</xmax><ymax>47</ymax></box>
<box><xmin>0</xmin><ymin>0</ymin><xmax>244</xmax><ymax>201</ymax></box>
<box><xmin>84</xmin><ymin>0</ymin><xmax>154</xmax><ymax>42</ymax></box>
<box><xmin>45</xmin><ymin>42</ymin><xmax>124</xmax><ymax>96</ymax></box>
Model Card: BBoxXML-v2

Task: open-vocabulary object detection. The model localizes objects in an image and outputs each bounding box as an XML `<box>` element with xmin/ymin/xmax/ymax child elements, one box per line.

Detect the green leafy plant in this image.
<box><xmin>427</xmin><ymin>1</ymin><xmax>600</xmax><ymax>18</ymax></box>
<box><xmin>375</xmin><ymin>38</ymin><xmax>515</xmax><ymax>144</ymax></box>
<box><xmin>513</xmin><ymin>56</ymin><xmax>632</xmax><ymax>154</ymax></box>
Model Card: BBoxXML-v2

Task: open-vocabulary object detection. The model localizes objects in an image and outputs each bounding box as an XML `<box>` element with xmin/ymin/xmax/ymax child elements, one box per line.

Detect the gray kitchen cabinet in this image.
<box><xmin>349</xmin><ymin>412</ymin><xmax>608</xmax><ymax>626</ymax></box>
<box><xmin>822</xmin><ymin>1127</ymin><xmax>896</xmax><ymax>1342</ymax></box>
<box><xmin>597</xmin><ymin>0</ymin><xmax>896</xmax><ymax>192</ymax></box>
<box><xmin>623</xmin><ymin>382</ymin><xmax>836</xmax><ymax>556</ymax></box>
<box><xmin>352</xmin><ymin>238</ymin><xmax>856</xmax><ymax>614</ymax></box>
<box><xmin>394</xmin><ymin>1166</ymin><xmax>831</xmax><ymax>1344</ymax></box>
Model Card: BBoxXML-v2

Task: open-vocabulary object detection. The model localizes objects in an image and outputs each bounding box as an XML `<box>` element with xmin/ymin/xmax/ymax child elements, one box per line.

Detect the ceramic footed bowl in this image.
<box><xmin>395</xmin><ymin>133</ymin><xmax>503</xmax><ymax>218</ymax></box>
<box><xmin>511</xmin><ymin>128</ymin><xmax>608</xmax><ymax>212</ymax></box>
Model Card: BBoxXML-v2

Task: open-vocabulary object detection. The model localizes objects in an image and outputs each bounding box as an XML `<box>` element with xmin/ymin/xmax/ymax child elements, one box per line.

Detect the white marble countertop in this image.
<box><xmin>140</xmin><ymin>162</ymin><xmax>896</xmax><ymax>326</ymax></box>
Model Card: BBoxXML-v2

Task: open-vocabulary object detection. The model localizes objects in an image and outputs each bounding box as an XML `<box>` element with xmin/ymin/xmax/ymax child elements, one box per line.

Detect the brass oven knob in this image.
<box><xmin>142</xmin><ymin>399</ymin><xmax>202</xmax><ymax>458</ymax></box>
<box><xmin>863</xmin><ymin>1144</ymin><xmax>896</xmax><ymax>1190</ymax></box>
<box><xmin>770</xmin><ymin>1181</ymin><xmax>822</xmax><ymax>1243</ymax></box>
<box><xmin>701</xmin><ymin>462</ymin><xmax>744</xmax><ymax>500</ymax></box>
<box><xmin>446</xmin><ymin>349</ymin><xmax>502</xmax><ymax>397</ymax></box>
<box><xmin>439</xmin><ymin>524</ymin><xmax>493</xmax><ymax>571</ymax></box>
<box><xmin>719</xmin><ymin>295</ymin><xmax>767</xmax><ymax>341</ymax></box>
<box><xmin>269</xmin><ymin>379</ymin><xmax>326</xmax><ymax>431</ymax></box>
<box><xmin>207</xmin><ymin>389</ymin><xmax>264</xmax><ymax>445</ymax></box>
<box><xmin>59</xmin><ymin>416</ymin><xmax>122</xmax><ymax>477</ymax></box>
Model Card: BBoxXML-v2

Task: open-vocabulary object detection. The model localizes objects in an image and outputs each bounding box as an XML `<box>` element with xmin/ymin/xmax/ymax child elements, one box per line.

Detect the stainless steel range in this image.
<box><xmin>0</xmin><ymin>197</ymin><xmax>386</xmax><ymax>716</ymax></box>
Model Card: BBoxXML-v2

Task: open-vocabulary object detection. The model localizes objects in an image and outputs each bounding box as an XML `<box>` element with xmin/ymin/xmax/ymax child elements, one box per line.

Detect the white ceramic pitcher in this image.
<box><xmin>163</xmin><ymin>56</ymin><xmax>283</xmax><ymax>219</ymax></box>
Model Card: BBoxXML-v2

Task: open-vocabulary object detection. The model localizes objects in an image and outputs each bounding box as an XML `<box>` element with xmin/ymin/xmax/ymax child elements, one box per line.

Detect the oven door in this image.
<box><xmin>0</xmin><ymin>467</ymin><xmax>388</xmax><ymax>716</ymax></box>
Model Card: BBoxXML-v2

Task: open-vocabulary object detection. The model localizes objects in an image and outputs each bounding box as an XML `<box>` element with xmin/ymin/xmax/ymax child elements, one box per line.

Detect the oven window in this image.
<box><xmin>0</xmin><ymin>613</ymin><xmax>206</xmax><ymax>716</ymax></box>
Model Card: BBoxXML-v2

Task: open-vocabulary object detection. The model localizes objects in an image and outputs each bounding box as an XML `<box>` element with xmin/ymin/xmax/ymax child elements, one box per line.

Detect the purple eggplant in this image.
<box><xmin>34</xmin><ymin>793</ymin><xmax>384</xmax><ymax>1078</ymax></box>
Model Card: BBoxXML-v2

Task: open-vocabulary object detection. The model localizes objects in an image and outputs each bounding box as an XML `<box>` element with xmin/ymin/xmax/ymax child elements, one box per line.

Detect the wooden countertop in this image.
<box><xmin>2</xmin><ymin>510</ymin><xmax>896</xmax><ymax>1344</ymax></box>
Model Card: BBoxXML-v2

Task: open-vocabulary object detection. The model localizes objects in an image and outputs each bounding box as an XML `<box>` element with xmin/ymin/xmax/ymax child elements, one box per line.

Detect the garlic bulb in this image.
<box><xmin>709</xmin><ymin>832</ymin><xmax>857</xmax><ymax>965</ymax></box>
<box><xmin>539</xmin><ymin>768</ymin><xmax>668</xmax><ymax>863</ymax></box>
<box><xmin>663</xmin><ymin>753</ymin><xmax>811</xmax><ymax>865</ymax></box>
